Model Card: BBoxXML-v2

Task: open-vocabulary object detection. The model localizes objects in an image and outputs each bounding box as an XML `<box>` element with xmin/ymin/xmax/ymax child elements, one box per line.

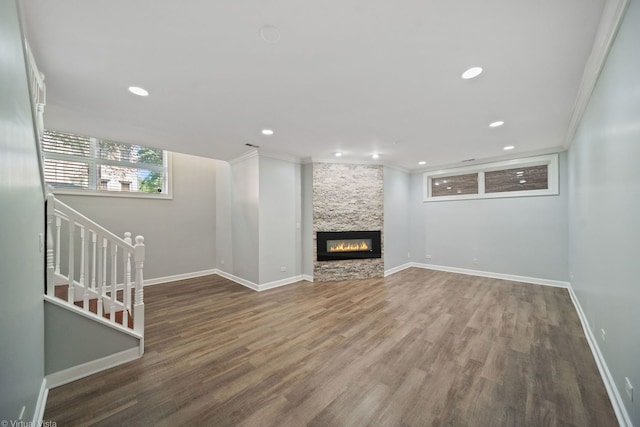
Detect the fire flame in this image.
<box><xmin>328</xmin><ymin>240</ymin><xmax>370</xmax><ymax>252</ymax></box>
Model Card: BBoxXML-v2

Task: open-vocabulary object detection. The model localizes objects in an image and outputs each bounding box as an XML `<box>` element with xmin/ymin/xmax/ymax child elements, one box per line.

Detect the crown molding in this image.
<box><xmin>258</xmin><ymin>150</ymin><xmax>302</xmax><ymax>164</ymax></box>
<box><xmin>228</xmin><ymin>148</ymin><xmax>258</xmax><ymax>165</ymax></box>
<box><xmin>563</xmin><ymin>0</ymin><xmax>630</xmax><ymax>149</ymax></box>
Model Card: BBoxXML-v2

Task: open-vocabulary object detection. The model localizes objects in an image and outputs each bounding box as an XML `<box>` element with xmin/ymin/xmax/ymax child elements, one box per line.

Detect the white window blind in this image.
<box><xmin>42</xmin><ymin>129</ymin><xmax>169</xmax><ymax>196</ymax></box>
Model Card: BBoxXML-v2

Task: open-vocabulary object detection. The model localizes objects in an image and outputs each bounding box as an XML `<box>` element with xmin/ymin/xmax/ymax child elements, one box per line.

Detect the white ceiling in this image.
<box><xmin>21</xmin><ymin>0</ymin><xmax>606</xmax><ymax>170</ymax></box>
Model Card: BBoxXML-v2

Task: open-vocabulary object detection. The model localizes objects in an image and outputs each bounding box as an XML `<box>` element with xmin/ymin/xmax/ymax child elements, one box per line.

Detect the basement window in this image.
<box><xmin>423</xmin><ymin>154</ymin><xmax>558</xmax><ymax>201</ymax></box>
<box><xmin>42</xmin><ymin>129</ymin><xmax>171</xmax><ymax>198</ymax></box>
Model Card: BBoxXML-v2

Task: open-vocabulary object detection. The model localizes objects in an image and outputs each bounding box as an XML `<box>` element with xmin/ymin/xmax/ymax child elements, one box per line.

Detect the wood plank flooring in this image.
<box><xmin>44</xmin><ymin>268</ymin><xmax>617</xmax><ymax>426</ymax></box>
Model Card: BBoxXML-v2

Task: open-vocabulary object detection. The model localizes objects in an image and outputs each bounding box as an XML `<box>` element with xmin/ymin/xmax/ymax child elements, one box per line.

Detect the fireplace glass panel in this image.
<box><xmin>327</xmin><ymin>238</ymin><xmax>372</xmax><ymax>253</ymax></box>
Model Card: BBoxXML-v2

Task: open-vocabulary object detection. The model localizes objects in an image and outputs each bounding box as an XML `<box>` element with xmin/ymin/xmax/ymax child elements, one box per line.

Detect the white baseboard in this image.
<box><xmin>258</xmin><ymin>275</ymin><xmax>307</xmax><ymax>291</ymax></box>
<box><xmin>214</xmin><ymin>269</ymin><xmax>259</xmax><ymax>291</ymax></box>
<box><xmin>301</xmin><ymin>274</ymin><xmax>313</xmax><ymax>282</ymax></box>
<box><xmin>411</xmin><ymin>263</ymin><xmax>569</xmax><ymax>288</ymax></box>
<box><xmin>32</xmin><ymin>378</ymin><xmax>48</xmax><ymax>425</ymax></box>
<box><xmin>214</xmin><ymin>270</ymin><xmax>309</xmax><ymax>292</ymax></box>
<box><xmin>567</xmin><ymin>284</ymin><xmax>632</xmax><ymax>427</ymax></box>
<box><xmin>46</xmin><ymin>347</ymin><xmax>141</xmax><ymax>389</ymax></box>
<box><xmin>144</xmin><ymin>269</ymin><xmax>217</xmax><ymax>286</ymax></box>
<box><xmin>384</xmin><ymin>262</ymin><xmax>413</xmax><ymax>277</ymax></box>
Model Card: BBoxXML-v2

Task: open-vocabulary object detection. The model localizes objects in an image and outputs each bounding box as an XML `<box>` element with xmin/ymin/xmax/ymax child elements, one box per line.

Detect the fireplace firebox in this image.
<box><xmin>316</xmin><ymin>231</ymin><xmax>382</xmax><ymax>261</ymax></box>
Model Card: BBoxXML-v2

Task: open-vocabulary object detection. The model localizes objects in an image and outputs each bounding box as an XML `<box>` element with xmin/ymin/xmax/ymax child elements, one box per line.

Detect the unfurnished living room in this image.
<box><xmin>1</xmin><ymin>0</ymin><xmax>639</xmax><ymax>425</ymax></box>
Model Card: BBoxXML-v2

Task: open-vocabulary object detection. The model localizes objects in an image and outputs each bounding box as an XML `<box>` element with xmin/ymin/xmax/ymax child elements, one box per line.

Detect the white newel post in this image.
<box><xmin>46</xmin><ymin>194</ymin><xmax>55</xmax><ymax>296</ymax></box>
<box><xmin>133</xmin><ymin>235</ymin><xmax>145</xmax><ymax>344</ymax></box>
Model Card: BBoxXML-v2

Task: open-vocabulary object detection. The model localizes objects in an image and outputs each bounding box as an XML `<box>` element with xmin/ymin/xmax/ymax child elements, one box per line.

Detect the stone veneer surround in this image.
<box><xmin>313</xmin><ymin>163</ymin><xmax>383</xmax><ymax>281</ymax></box>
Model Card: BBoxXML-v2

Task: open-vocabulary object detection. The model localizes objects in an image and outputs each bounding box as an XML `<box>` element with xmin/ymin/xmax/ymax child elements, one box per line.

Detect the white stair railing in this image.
<box><xmin>25</xmin><ymin>41</ymin><xmax>47</xmax><ymax>199</ymax></box>
<box><xmin>46</xmin><ymin>194</ymin><xmax>145</xmax><ymax>339</ymax></box>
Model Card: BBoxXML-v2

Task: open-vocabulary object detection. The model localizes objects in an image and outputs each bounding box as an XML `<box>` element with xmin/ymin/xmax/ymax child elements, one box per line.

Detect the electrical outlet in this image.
<box><xmin>473</xmin><ymin>258</ymin><xmax>479</xmax><ymax>265</ymax></box>
<box><xmin>570</xmin><ymin>272</ymin><xmax>574</xmax><ymax>281</ymax></box>
<box><xmin>220</xmin><ymin>260</ymin><xmax>225</xmax><ymax>265</ymax></box>
<box><xmin>625</xmin><ymin>377</ymin><xmax>633</xmax><ymax>401</ymax></box>
<box><xmin>425</xmin><ymin>254</ymin><xmax>432</xmax><ymax>260</ymax></box>
<box><xmin>600</xmin><ymin>328</ymin><xmax>606</xmax><ymax>343</ymax></box>
<box><xmin>407</xmin><ymin>252</ymin><xmax>411</xmax><ymax>258</ymax></box>
<box><xmin>280</xmin><ymin>266</ymin><xmax>287</xmax><ymax>272</ymax></box>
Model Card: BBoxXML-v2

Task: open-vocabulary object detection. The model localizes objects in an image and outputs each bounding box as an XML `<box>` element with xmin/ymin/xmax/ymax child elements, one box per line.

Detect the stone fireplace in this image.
<box><xmin>313</xmin><ymin>163</ymin><xmax>384</xmax><ymax>281</ymax></box>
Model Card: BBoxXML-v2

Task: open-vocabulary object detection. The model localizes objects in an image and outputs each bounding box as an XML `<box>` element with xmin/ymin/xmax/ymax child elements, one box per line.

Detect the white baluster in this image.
<box><xmin>97</xmin><ymin>237</ymin><xmax>107</xmax><ymax>317</ymax></box>
<box><xmin>133</xmin><ymin>235</ymin><xmax>145</xmax><ymax>339</ymax></box>
<box><xmin>67</xmin><ymin>222</ymin><xmax>75</xmax><ymax>304</ymax></box>
<box><xmin>80</xmin><ymin>226</ymin><xmax>89</xmax><ymax>310</ymax></box>
<box><xmin>110</xmin><ymin>241</ymin><xmax>117</xmax><ymax>323</ymax></box>
<box><xmin>55</xmin><ymin>216</ymin><xmax>61</xmax><ymax>275</ymax></box>
<box><xmin>91</xmin><ymin>231</ymin><xmax>97</xmax><ymax>290</ymax></box>
<box><xmin>36</xmin><ymin>103</ymin><xmax>45</xmax><ymax>140</ymax></box>
<box><xmin>124</xmin><ymin>232</ymin><xmax>132</xmax><ymax>314</ymax></box>
<box><xmin>46</xmin><ymin>194</ymin><xmax>55</xmax><ymax>296</ymax></box>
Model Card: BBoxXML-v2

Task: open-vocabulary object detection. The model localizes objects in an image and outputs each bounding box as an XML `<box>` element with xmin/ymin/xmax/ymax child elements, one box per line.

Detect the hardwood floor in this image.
<box><xmin>44</xmin><ymin>268</ymin><xmax>617</xmax><ymax>426</ymax></box>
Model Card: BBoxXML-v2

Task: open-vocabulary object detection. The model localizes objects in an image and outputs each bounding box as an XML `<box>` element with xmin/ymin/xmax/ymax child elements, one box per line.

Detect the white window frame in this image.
<box><xmin>44</xmin><ymin>134</ymin><xmax>173</xmax><ymax>199</ymax></box>
<box><xmin>423</xmin><ymin>154</ymin><xmax>558</xmax><ymax>202</ymax></box>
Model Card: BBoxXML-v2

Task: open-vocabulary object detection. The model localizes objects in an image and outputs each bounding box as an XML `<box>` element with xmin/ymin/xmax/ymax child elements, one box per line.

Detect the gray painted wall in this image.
<box><xmin>301</xmin><ymin>163</ymin><xmax>313</xmax><ymax>277</ymax></box>
<box><xmin>230</xmin><ymin>154</ymin><xmax>260</xmax><ymax>283</ymax></box>
<box><xmin>568</xmin><ymin>1</ymin><xmax>640</xmax><ymax>423</ymax></box>
<box><xmin>58</xmin><ymin>152</ymin><xmax>217</xmax><ymax>281</ymax></box>
<box><xmin>258</xmin><ymin>156</ymin><xmax>301</xmax><ymax>284</ymax></box>
<box><xmin>410</xmin><ymin>153</ymin><xmax>569</xmax><ymax>281</ymax></box>
<box><xmin>409</xmin><ymin>172</ymin><xmax>427</xmax><ymax>269</ymax></box>
<box><xmin>215</xmin><ymin>161</ymin><xmax>233</xmax><ymax>274</ymax></box>
<box><xmin>0</xmin><ymin>0</ymin><xmax>46</xmax><ymax>419</ymax></box>
<box><xmin>44</xmin><ymin>303</ymin><xmax>139</xmax><ymax>373</ymax></box>
<box><xmin>383</xmin><ymin>167</ymin><xmax>411</xmax><ymax>271</ymax></box>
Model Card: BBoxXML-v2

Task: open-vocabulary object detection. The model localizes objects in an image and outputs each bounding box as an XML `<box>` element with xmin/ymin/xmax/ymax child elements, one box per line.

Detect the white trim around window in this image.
<box><xmin>52</xmin><ymin>152</ymin><xmax>173</xmax><ymax>199</ymax></box>
<box><xmin>423</xmin><ymin>154</ymin><xmax>559</xmax><ymax>202</ymax></box>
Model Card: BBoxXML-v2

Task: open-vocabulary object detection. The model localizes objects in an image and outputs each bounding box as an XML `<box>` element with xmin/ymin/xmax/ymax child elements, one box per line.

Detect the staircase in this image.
<box><xmin>45</xmin><ymin>194</ymin><xmax>145</xmax><ymax>355</ymax></box>
<box><xmin>25</xmin><ymin>39</ymin><xmax>145</xmax><ymax>388</ymax></box>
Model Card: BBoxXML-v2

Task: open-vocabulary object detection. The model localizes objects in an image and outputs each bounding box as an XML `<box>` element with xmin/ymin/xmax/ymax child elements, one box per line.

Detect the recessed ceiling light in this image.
<box><xmin>418</xmin><ymin>161</ymin><xmax>426</xmax><ymax>165</ymax></box>
<box><xmin>128</xmin><ymin>86</ymin><xmax>149</xmax><ymax>96</ymax></box>
<box><xmin>461</xmin><ymin>67</ymin><xmax>483</xmax><ymax>80</ymax></box>
<box><xmin>503</xmin><ymin>145</ymin><xmax>515</xmax><ymax>150</ymax></box>
<box><xmin>261</xmin><ymin>129</ymin><xmax>274</xmax><ymax>135</ymax></box>
<box><xmin>335</xmin><ymin>152</ymin><xmax>343</xmax><ymax>157</ymax></box>
<box><xmin>489</xmin><ymin>121</ymin><xmax>504</xmax><ymax>128</ymax></box>
<box><xmin>259</xmin><ymin>25</ymin><xmax>281</xmax><ymax>43</ymax></box>
<box><xmin>372</xmin><ymin>153</ymin><xmax>380</xmax><ymax>159</ymax></box>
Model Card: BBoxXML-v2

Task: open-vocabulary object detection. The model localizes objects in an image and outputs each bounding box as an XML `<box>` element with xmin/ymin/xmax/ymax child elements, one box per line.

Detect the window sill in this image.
<box><xmin>52</xmin><ymin>188</ymin><xmax>173</xmax><ymax>200</ymax></box>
